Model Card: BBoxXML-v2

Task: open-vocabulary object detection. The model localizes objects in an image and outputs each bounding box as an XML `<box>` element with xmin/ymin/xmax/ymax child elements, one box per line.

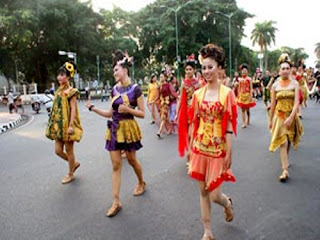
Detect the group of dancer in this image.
<box><xmin>45</xmin><ymin>43</ymin><xmax>304</xmax><ymax>239</ymax></box>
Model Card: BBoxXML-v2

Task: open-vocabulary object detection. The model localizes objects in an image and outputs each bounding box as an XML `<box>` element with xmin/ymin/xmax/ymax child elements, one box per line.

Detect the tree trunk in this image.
<box><xmin>14</xmin><ymin>59</ymin><xmax>19</xmax><ymax>84</ymax></box>
<box><xmin>264</xmin><ymin>49</ymin><xmax>268</xmax><ymax>73</ymax></box>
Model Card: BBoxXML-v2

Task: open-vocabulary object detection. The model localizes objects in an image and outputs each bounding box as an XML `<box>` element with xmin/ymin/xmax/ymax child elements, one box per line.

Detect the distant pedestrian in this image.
<box><xmin>7</xmin><ymin>90</ymin><xmax>15</xmax><ymax>114</ymax></box>
<box><xmin>14</xmin><ymin>94</ymin><xmax>24</xmax><ymax>113</ymax></box>
<box><xmin>146</xmin><ymin>73</ymin><xmax>159</xmax><ymax>124</ymax></box>
<box><xmin>85</xmin><ymin>86</ymin><xmax>90</xmax><ymax>100</ymax></box>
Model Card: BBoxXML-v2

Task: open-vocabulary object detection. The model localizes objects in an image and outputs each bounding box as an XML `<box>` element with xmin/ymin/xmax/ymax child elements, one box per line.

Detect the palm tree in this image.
<box><xmin>281</xmin><ymin>46</ymin><xmax>309</xmax><ymax>66</ymax></box>
<box><xmin>315</xmin><ymin>43</ymin><xmax>320</xmax><ymax>60</ymax></box>
<box><xmin>251</xmin><ymin>20</ymin><xmax>277</xmax><ymax>71</ymax></box>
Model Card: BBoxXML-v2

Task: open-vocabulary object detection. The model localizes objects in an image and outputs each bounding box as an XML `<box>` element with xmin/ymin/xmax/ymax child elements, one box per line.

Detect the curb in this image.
<box><xmin>0</xmin><ymin>114</ymin><xmax>22</xmax><ymax>134</ymax></box>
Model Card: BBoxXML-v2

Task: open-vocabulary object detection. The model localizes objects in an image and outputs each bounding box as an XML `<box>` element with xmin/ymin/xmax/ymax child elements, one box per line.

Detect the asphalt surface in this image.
<box><xmin>0</xmin><ymin>99</ymin><xmax>319</xmax><ymax>240</ymax></box>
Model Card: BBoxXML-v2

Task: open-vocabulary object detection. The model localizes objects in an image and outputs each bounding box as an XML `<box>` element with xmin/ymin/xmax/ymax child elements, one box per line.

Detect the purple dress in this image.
<box><xmin>105</xmin><ymin>83</ymin><xmax>143</xmax><ymax>152</ymax></box>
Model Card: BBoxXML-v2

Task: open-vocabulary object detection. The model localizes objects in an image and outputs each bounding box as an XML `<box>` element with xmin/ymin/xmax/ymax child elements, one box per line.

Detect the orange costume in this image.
<box><xmin>295</xmin><ymin>73</ymin><xmax>308</xmax><ymax>103</ymax></box>
<box><xmin>178</xmin><ymin>78</ymin><xmax>203</xmax><ymax>157</ymax></box>
<box><xmin>237</xmin><ymin>76</ymin><xmax>256</xmax><ymax>108</ymax></box>
<box><xmin>188</xmin><ymin>85</ymin><xmax>237</xmax><ymax>191</ymax></box>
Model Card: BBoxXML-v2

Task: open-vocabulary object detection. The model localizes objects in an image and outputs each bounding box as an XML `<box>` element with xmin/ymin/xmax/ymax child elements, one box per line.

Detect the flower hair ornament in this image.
<box><xmin>185</xmin><ymin>53</ymin><xmax>197</xmax><ymax>68</ymax></box>
<box><xmin>186</xmin><ymin>54</ymin><xmax>196</xmax><ymax>63</ymax></box>
<box><xmin>198</xmin><ymin>54</ymin><xmax>204</xmax><ymax>65</ymax></box>
<box><xmin>117</xmin><ymin>50</ymin><xmax>133</xmax><ymax>67</ymax></box>
<box><xmin>64</xmin><ymin>62</ymin><xmax>75</xmax><ymax>77</ymax></box>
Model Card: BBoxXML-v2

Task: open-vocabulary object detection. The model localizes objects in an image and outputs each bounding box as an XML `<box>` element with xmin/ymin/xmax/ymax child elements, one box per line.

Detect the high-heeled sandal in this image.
<box><xmin>201</xmin><ymin>233</ymin><xmax>215</xmax><ymax>240</ymax></box>
<box><xmin>61</xmin><ymin>174</ymin><xmax>74</xmax><ymax>184</ymax></box>
<box><xmin>133</xmin><ymin>181</ymin><xmax>146</xmax><ymax>196</ymax></box>
<box><xmin>106</xmin><ymin>202</ymin><xmax>122</xmax><ymax>217</ymax></box>
<box><xmin>201</xmin><ymin>219</ymin><xmax>215</xmax><ymax>240</ymax></box>
<box><xmin>224</xmin><ymin>198</ymin><xmax>234</xmax><ymax>222</ymax></box>
<box><xmin>279</xmin><ymin>170</ymin><xmax>289</xmax><ymax>182</ymax></box>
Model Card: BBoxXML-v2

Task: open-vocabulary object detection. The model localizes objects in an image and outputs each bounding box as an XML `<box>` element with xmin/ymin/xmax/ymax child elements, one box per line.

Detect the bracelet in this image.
<box><xmin>88</xmin><ymin>105</ymin><xmax>95</xmax><ymax>111</ymax></box>
<box><xmin>226</xmin><ymin>130</ymin><xmax>233</xmax><ymax>134</ymax></box>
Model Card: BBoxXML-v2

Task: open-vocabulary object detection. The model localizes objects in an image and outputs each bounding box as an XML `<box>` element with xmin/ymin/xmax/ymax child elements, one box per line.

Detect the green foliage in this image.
<box><xmin>265</xmin><ymin>49</ymin><xmax>282</xmax><ymax>72</ymax></box>
<box><xmin>136</xmin><ymin>0</ymin><xmax>252</xmax><ymax>76</ymax></box>
<box><xmin>234</xmin><ymin>46</ymin><xmax>259</xmax><ymax>75</ymax></box>
<box><xmin>251</xmin><ymin>20</ymin><xmax>277</xmax><ymax>71</ymax></box>
<box><xmin>0</xmin><ymin>0</ymin><xmax>104</xmax><ymax>90</ymax></box>
<box><xmin>280</xmin><ymin>46</ymin><xmax>308</xmax><ymax>66</ymax></box>
<box><xmin>6</xmin><ymin>0</ymin><xmax>311</xmax><ymax>90</ymax></box>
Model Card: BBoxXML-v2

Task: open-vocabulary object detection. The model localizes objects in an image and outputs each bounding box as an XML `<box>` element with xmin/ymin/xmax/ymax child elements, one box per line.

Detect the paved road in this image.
<box><xmin>0</xmin><ymin>99</ymin><xmax>319</xmax><ymax>240</ymax></box>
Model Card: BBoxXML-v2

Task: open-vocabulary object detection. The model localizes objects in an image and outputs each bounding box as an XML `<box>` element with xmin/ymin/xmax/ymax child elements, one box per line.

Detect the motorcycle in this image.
<box><xmin>42</xmin><ymin>90</ymin><xmax>53</xmax><ymax>116</ymax></box>
<box><xmin>31</xmin><ymin>95</ymin><xmax>41</xmax><ymax>114</ymax></box>
<box><xmin>31</xmin><ymin>101</ymin><xmax>41</xmax><ymax>114</ymax></box>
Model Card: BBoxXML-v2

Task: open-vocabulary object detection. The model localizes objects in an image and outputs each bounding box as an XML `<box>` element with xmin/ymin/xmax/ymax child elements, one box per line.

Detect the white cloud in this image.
<box><xmin>88</xmin><ymin>0</ymin><xmax>319</xmax><ymax>67</ymax></box>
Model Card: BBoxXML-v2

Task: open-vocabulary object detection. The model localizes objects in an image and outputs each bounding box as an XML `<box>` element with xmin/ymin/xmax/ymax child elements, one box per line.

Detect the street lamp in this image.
<box><xmin>163</xmin><ymin>0</ymin><xmax>194</xmax><ymax>82</ymax></box>
<box><xmin>58</xmin><ymin>50</ymin><xmax>80</xmax><ymax>89</ymax></box>
<box><xmin>258</xmin><ymin>53</ymin><xmax>264</xmax><ymax>72</ymax></box>
<box><xmin>215</xmin><ymin>11</ymin><xmax>236</xmax><ymax>78</ymax></box>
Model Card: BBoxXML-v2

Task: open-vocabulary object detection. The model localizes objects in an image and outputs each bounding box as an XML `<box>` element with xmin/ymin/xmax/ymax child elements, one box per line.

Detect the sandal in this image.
<box><xmin>202</xmin><ymin>233</ymin><xmax>215</xmax><ymax>240</ymax></box>
<box><xmin>156</xmin><ymin>133</ymin><xmax>161</xmax><ymax>139</ymax></box>
<box><xmin>106</xmin><ymin>202</ymin><xmax>122</xmax><ymax>217</ymax></box>
<box><xmin>61</xmin><ymin>174</ymin><xmax>74</xmax><ymax>184</ymax></box>
<box><xmin>241</xmin><ymin>124</ymin><xmax>247</xmax><ymax>128</ymax></box>
<box><xmin>201</xmin><ymin>218</ymin><xmax>215</xmax><ymax>240</ymax></box>
<box><xmin>279</xmin><ymin>170</ymin><xmax>289</xmax><ymax>182</ymax></box>
<box><xmin>133</xmin><ymin>181</ymin><xmax>146</xmax><ymax>196</ymax></box>
<box><xmin>224</xmin><ymin>198</ymin><xmax>234</xmax><ymax>222</ymax></box>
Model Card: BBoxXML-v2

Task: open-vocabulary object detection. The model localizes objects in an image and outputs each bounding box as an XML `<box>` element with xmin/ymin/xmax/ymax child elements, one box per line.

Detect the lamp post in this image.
<box><xmin>58</xmin><ymin>51</ymin><xmax>79</xmax><ymax>88</ymax></box>
<box><xmin>164</xmin><ymin>0</ymin><xmax>193</xmax><ymax>83</ymax></box>
<box><xmin>97</xmin><ymin>55</ymin><xmax>100</xmax><ymax>83</ymax></box>
<box><xmin>216</xmin><ymin>11</ymin><xmax>235</xmax><ymax>78</ymax></box>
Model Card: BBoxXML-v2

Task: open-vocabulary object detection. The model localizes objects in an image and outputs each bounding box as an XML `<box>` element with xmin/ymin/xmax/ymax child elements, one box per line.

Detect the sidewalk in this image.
<box><xmin>0</xmin><ymin>110</ymin><xmax>22</xmax><ymax>134</ymax></box>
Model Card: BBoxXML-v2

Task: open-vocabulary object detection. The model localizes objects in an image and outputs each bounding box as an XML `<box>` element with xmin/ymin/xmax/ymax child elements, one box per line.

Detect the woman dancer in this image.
<box><xmin>157</xmin><ymin>71</ymin><xmax>178</xmax><ymax>138</ymax></box>
<box><xmin>177</xmin><ymin>54</ymin><xmax>202</xmax><ymax>158</ymax></box>
<box><xmin>147</xmin><ymin>73</ymin><xmax>159</xmax><ymax>124</ymax></box>
<box><xmin>86</xmin><ymin>50</ymin><xmax>146</xmax><ymax>217</ymax></box>
<box><xmin>237</xmin><ymin>64</ymin><xmax>256</xmax><ymax>128</ymax></box>
<box><xmin>189</xmin><ymin>44</ymin><xmax>237</xmax><ymax>240</ymax></box>
<box><xmin>269</xmin><ymin>54</ymin><xmax>303</xmax><ymax>181</ymax></box>
<box><xmin>196</xmin><ymin>69</ymin><xmax>207</xmax><ymax>86</ymax></box>
<box><xmin>169</xmin><ymin>75</ymin><xmax>179</xmax><ymax>132</ymax></box>
<box><xmin>46</xmin><ymin>61</ymin><xmax>82</xmax><ymax>184</ymax></box>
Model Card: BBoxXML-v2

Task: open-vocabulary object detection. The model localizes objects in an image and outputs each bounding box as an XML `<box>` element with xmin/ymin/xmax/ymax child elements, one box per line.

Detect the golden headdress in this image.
<box><xmin>278</xmin><ymin>53</ymin><xmax>292</xmax><ymax>66</ymax></box>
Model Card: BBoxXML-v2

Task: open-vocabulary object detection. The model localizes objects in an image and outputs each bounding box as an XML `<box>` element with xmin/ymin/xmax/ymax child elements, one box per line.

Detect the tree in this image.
<box><xmin>135</xmin><ymin>0</ymin><xmax>252</xmax><ymax>76</ymax></box>
<box><xmin>251</xmin><ymin>20</ymin><xmax>277</xmax><ymax>71</ymax></box>
<box><xmin>0</xmin><ymin>0</ymin><xmax>104</xmax><ymax>91</ymax></box>
<box><xmin>280</xmin><ymin>46</ymin><xmax>308</xmax><ymax>66</ymax></box>
<box><xmin>265</xmin><ymin>49</ymin><xmax>282</xmax><ymax>72</ymax></box>
<box><xmin>1</xmin><ymin>0</ymin><xmax>254</xmax><ymax>89</ymax></box>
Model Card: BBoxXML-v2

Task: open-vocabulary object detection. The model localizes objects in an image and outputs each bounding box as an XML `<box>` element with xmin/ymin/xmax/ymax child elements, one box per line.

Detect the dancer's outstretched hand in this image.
<box><xmin>85</xmin><ymin>100</ymin><xmax>92</xmax><ymax>109</ymax></box>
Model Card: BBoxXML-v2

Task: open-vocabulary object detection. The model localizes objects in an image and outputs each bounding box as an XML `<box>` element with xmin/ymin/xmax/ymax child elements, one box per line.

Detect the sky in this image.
<box><xmin>88</xmin><ymin>0</ymin><xmax>319</xmax><ymax>67</ymax></box>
